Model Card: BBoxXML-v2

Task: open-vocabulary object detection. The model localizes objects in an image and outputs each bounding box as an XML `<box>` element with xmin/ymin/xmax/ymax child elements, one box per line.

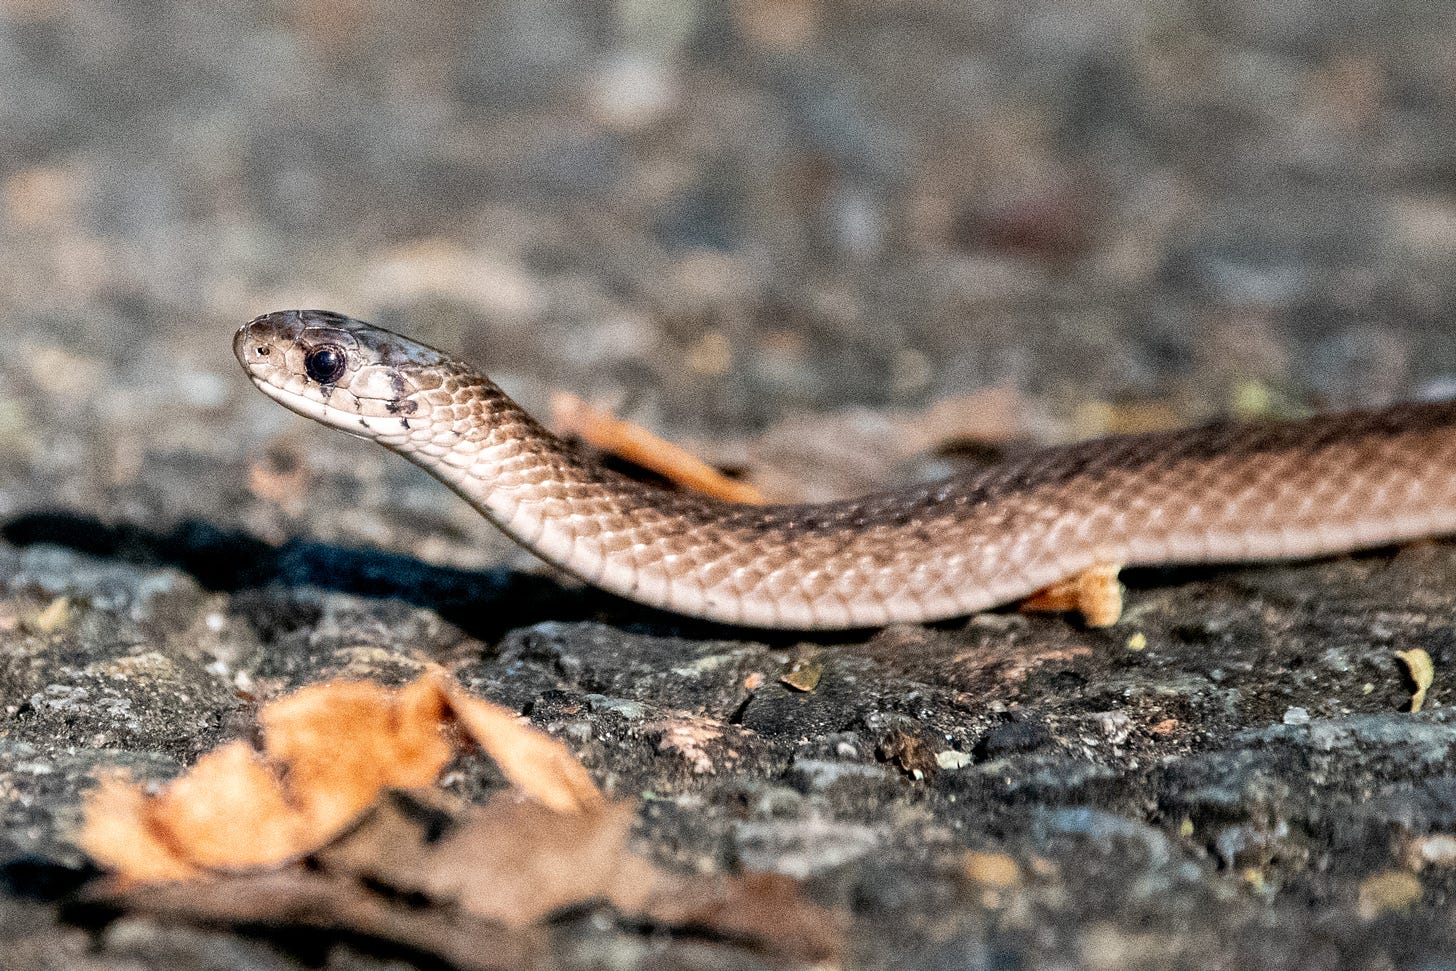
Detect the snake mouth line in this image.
<box><xmin>247</xmin><ymin>374</ymin><xmax>375</xmax><ymax>440</ymax></box>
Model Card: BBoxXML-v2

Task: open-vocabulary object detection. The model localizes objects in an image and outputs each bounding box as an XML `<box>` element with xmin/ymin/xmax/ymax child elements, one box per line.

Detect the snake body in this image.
<box><xmin>236</xmin><ymin>310</ymin><xmax>1456</xmax><ymax>629</ymax></box>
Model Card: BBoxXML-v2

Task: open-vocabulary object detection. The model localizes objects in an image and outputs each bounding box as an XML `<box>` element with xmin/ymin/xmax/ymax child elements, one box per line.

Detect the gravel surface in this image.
<box><xmin>3</xmin><ymin>1</ymin><xmax>1456</xmax><ymax>969</ymax></box>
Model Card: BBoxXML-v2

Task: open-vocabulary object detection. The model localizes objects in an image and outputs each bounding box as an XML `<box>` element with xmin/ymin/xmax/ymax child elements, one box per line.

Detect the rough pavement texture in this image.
<box><xmin>3</xmin><ymin>1</ymin><xmax>1456</xmax><ymax>969</ymax></box>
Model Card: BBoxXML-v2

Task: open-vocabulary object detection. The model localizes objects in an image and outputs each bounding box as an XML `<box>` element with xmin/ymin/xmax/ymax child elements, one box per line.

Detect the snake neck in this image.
<box><xmin>382</xmin><ymin>365</ymin><xmax>636</xmax><ymax>543</ymax></box>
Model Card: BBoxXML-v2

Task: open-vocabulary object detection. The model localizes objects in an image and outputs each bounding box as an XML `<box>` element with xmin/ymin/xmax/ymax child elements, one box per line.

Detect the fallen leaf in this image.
<box><xmin>259</xmin><ymin>677</ymin><xmax>454</xmax><ymax>835</ymax></box>
<box><xmin>78</xmin><ymin>673</ymin><xmax>841</xmax><ymax>963</ymax></box>
<box><xmin>77</xmin><ymin>774</ymin><xmax>197</xmax><ymax>883</ymax></box>
<box><xmin>93</xmin><ymin>868</ymin><xmax>547</xmax><ymax>971</ymax></box>
<box><xmin>1395</xmin><ymin>648</ymin><xmax>1435</xmax><ymax>713</ymax></box>
<box><xmin>1019</xmin><ymin>562</ymin><xmax>1124</xmax><ymax>627</ymax></box>
<box><xmin>92</xmin><ymin>786</ymin><xmax>841</xmax><ymax>964</ymax></box>
<box><xmin>146</xmin><ymin>743</ymin><xmax>308</xmax><ymax>871</ymax></box>
<box><xmin>780</xmin><ymin>657</ymin><xmax>823</xmax><ymax>692</ymax></box>
<box><xmin>437</xmin><ymin>675</ymin><xmax>603</xmax><ymax>814</ymax></box>
<box><xmin>551</xmin><ymin>392</ymin><xmax>764</xmax><ymax>504</ymax></box>
<box><xmin>79</xmin><ymin>671</ymin><xmax>599</xmax><ymax>880</ymax></box>
<box><xmin>24</xmin><ymin>595</ymin><xmax>71</xmax><ymax>635</ymax></box>
<box><xmin>316</xmin><ymin>789</ymin><xmax>647</xmax><ymax>927</ymax></box>
<box><xmin>877</xmin><ymin>728</ymin><xmax>937</xmax><ymax>780</ymax></box>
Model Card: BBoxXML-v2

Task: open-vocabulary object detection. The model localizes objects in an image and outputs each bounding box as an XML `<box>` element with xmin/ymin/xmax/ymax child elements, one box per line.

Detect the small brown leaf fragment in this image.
<box><xmin>438</xmin><ymin>675</ymin><xmax>604</xmax><ymax>814</ymax></box>
<box><xmin>780</xmin><ymin>657</ymin><xmax>822</xmax><ymax>692</ymax></box>
<box><xmin>23</xmin><ymin>596</ymin><xmax>71</xmax><ymax>635</ymax></box>
<box><xmin>1395</xmin><ymin>648</ymin><xmax>1434</xmax><ymax>713</ymax></box>
<box><xmin>877</xmin><ymin>729</ymin><xmax>937</xmax><ymax>780</ymax></box>
<box><xmin>637</xmin><ymin>870</ymin><xmax>843</xmax><ymax>963</ymax></box>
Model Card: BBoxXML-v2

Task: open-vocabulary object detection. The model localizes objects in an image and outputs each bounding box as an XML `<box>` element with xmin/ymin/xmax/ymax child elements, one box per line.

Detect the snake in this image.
<box><xmin>235</xmin><ymin>309</ymin><xmax>1456</xmax><ymax>630</ymax></box>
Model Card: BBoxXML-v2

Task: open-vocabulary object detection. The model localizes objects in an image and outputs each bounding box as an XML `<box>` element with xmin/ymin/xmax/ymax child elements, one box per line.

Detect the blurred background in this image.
<box><xmin>2</xmin><ymin>0</ymin><xmax>1455</xmax><ymax>562</ymax></box>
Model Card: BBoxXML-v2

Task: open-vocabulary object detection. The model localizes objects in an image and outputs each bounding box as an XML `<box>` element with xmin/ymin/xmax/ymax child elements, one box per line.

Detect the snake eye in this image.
<box><xmin>304</xmin><ymin>344</ymin><xmax>347</xmax><ymax>384</ymax></box>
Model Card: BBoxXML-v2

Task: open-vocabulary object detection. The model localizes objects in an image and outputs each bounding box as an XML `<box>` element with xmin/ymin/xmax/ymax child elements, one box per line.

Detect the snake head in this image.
<box><xmin>235</xmin><ymin>309</ymin><xmax>453</xmax><ymax>437</ymax></box>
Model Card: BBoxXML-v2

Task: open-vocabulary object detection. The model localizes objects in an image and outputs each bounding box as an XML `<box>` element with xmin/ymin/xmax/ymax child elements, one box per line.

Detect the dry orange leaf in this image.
<box><xmin>550</xmin><ymin>391</ymin><xmax>765</xmax><ymax>504</ymax></box>
<box><xmin>148</xmin><ymin>743</ymin><xmax>309</xmax><ymax>871</ymax></box>
<box><xmin>316</xmin><ymin>791</ymin><xmax>646</xmax><ymax>927</ymax></box>
<box><xmin>79</xmin><ymin>670</ymin><xmax>603</xmax><ymax>882</ymax></box>
<box><xmin>78</xmin><ymin>774</ymin><xmax>197</xmax><ymax>884</ymax></box>
<box><xmin>1019</xmin><ymin>561</ymin><xmax>1125</xmax><ymax>627</ymax></box>
<box><xmin>80</xmin><ymin>676</ymin><xmax>843</xmax><ymax>964</ymax></box>
<box><xmin>260</xmin><ymin>678</ymin><xmax>454</xmax><ymax>833</ymax></box>
<box><xmin>105</xmin><ymin>786</ymin><xmax>843</xmax><ymax>965</ymax></box>
<box><xmin>439</xmin><ymin>677</ymin><xmax>604</xmax><ymax>814</ymax></box>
